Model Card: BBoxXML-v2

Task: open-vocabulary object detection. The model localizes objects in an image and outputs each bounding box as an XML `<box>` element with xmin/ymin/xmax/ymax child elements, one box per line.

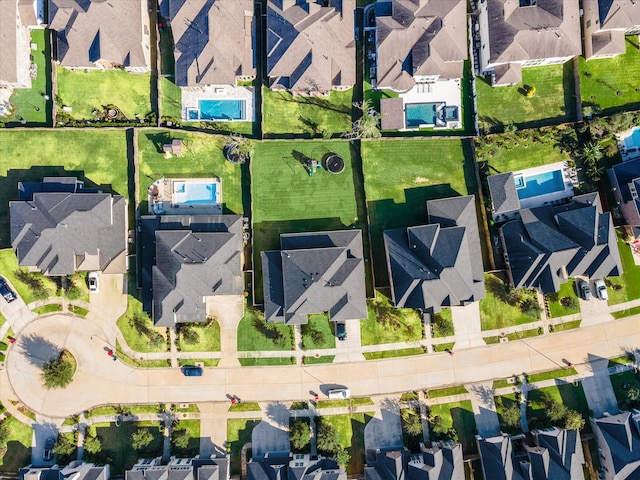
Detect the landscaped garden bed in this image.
<box><xmin>545</xmin><ymin>280</ymin><xmax>580</xmax><ymax>318</ymax></box>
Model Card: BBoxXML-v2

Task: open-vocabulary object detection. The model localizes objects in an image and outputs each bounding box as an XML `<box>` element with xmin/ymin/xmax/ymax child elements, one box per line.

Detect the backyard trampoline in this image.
<box><xmin>323</xmin><ymin>153</ymin><xmax>345</xmax><ymax>174</ymax></box>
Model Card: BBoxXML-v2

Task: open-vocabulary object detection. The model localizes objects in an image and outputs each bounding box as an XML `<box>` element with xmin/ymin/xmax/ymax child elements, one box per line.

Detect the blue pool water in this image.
<box><xmin>405</xmin><ymin>103</ymin><xmax>437</xmax><ymax>127</ymax></box>
<box><xmin>198</xmin><ymin>99</ymin><xmax>245</xmax><ymax>121</ymax></box>
<box><xmin>515</xmin><ymin>170</ymin><xmax>565</xmax><ymax>200</ymax></box>
<box><xmin>624</xmin><ymin>127</ymin><xmax>640</xmax><ymax>149</ymax></box>
<box><xmin>176</xmin><ymin>182</ymin><xmax>217</xmax><ymax>205</ymax></box>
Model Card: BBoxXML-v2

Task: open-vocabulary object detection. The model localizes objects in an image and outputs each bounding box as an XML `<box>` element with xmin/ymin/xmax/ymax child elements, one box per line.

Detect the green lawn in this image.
<box><xmin>171</xmin><ymin>419</ymin><xmax>200</xmax><ymax>457</ymax></box>
<box><xmin>301</xmin><ymin>314</ymin><xmax>336</xmax><ymax>350</ymax></box>
<box><xmin>527</xmin><ymin>367</ymin><xmax>577</xmax><ymax>384</ymax></box>
<box><xmin>0</xmin><ymin>417</ymin><xmax>33</xmax><ymax>473</ymax></box>
<box><xmin>360</xmin><ymin>291</ymin><xmax>423</xmax><ymax>346</ymax></box>
<box><xmin>526</xmin><ymin>384</ymin><xmax>590</xmax><ymax>432</ymax></box>
<box><xmin>227</xmin><ymin>419</ymin><xmax>260</xmax><ymax>475</ymax></box>
<box><xmin>494</xmin><ymin>393</ymin><xmax>522</xmax><ymax>434</ymax></box>
<box><xmin>608</xmin><ymin>353</ymin><xmax>635</xmax><ymax>367</ymax></box>
<box><xmin>304</xmin><ymin>355</ymin><xmax>335</xmax><ymax>364</ymax></box>
<box><xmin>238</xmin><ymin>357</ymin><xmax>296</xmax><ymax>366</ymax></box>
<box><xmin>0</xmin><ymin>130</ymin><xmax>130</xmax><ymax>247</ymax></box>
<box><xmin>428</xmin><ymin>400</ymin><xmax>476</xmax><ymax>453</ymax></box>
<box><xmin>160</xmin><ymin>78</ymin><xmax>182</xmax><ymax>120</ymax></box>
<box><xmin>117</xmin><ymin>295</ymin><xmax>168</xmax><ymax>353</ymax></box>
<box><xmin>580</xmin><ymin>36</ymin><xmax>640</xmax><ymax>114</ymax></box>
<box><xmin>237</xmin><ymin>308</ymin><xmax>294</xmax><ymax>351</ymax></box>
<box><xmin>0</xmin><ymin>249</ymin><xmax>60</xmax><ymax>304</ymax></box>
<box><xmin>251</xmin><ymin>140</ymin><xmax>360</xmax><ymax>301</ymax></box>
<box><xmin>609</xmin><ymin>370</ymin><xmax>640</xmax><ymax>411</ymax></box>
<box><xmin>546</xmin><ymin>280</ymin><xmax>581</xmax><ymax>318</ymax></box>
<box><xmin>612</xmin><ymin>306</ymin><xmax>640</xmax><ymax>319</ymax></box>
<box><xmin>318</xmin><ymin>413</ymin><xmax>372</xmax><ymax>474</ymax></box>
<box><xmin>262</xmin><ymin>87</ymin><xmax>353</xmax><ymax>135</ymax></box>
<box><xmin>605</xmin><ymin>236</ymin><xmax>640</xmax><ymax>305</ymax></box>
<box><xmin>362</xmin><ymin>138</ymin><xmax>477</xmax><ymax>285</ymax></box>
<box><xmin>5</xmin><ymin>29</ymin><xmax>52</xmax><ymax>126</ymax></box>
<box><xmin>138</xmin><ymin>129</ymin><xmax>246</xmax><ymax>215</ymax></box>
<box><xmin>551</xmin><ymin>319</ymin><xmax>582</xmax><ymax>332</ymax></box>
<box><xmin>431</xmin><ymin>309</ymin><xmax>454</xmax><ymax>338</ymax></box>
<box><xmin>57</xmin><ymin>67</ymin><xmax>151</xmax><ymax>119</ymax></box>
<box><xmin>115</xmin><ymin>339</ymin><xmax>171</xmax><ymax>368</ymax></box>
<box><xmin>427</xmin><ymin>385</ymin><xmax>468</xmax><ymax>399</ymax></box>
<box><xmin>363</xmin><ymin>347</ymin><xmax>425</xmax><ymax>360</ymax></box>
<box><xmin>480</xmin><ymin>274</ymin><xmax>541</xmax><ymax>330</ymax></box>
<box><xmin>32</xmin><ymin>304</ymin><xmax>63</xmax><ymax>315</ymax></box>
<box><xmin>476</xmin><ymin>62</ymin><xmax>576</xmax><ymax>132</ymax></box>
<box><xmin>178</xmin><ymin>320</ymin><xmax>221</xmax><ymax>352</ymax></box>
<box><xmin>229</xmin><ymin>402</ymin><xmax>261</xmax><ymax>412</ymax></box>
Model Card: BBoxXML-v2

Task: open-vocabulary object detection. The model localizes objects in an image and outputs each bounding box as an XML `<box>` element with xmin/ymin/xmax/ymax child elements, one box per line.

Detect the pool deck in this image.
<box><xmin>148</xmin><ymin>177</ymin><xmax>223</xmax><ymax>216</ymax></box>
<box><xmin>399</xmin><ymin>78</ymin><xmax>462</xmax><ymax>130</ymax></box>
<box><xmin>616</xmin><ymin>127</ymin><xmax>640</xmax><ymax>162</ymax></box>
<box><xmin>181</xmin><ymin>84</ymin><xmax>254</xmax><ymax>122</ymax></box>
<box><xmin>515</xmin><ymin>161</ymin><xmax>575</xmax><ymax>211</ymax></box>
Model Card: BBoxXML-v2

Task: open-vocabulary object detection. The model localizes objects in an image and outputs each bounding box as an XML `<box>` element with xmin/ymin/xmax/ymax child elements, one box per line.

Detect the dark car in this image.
<box><xmin>43</xmin><ymin>437</ymin><xmax>55</xmax><ymax>461</ymax></box>
<box><xmin>181</xmin><ymin>365</ymin><xmax>203</xmax><ymax>377</ymax></box>
<box><xmin>0</xmin><ymin>279</ymin><xmax>16</xmax><ymax>303</ymax></box>
<box><xmin>578</xmin><ymin>280</ymin><xmax>592</xmax><ymax>300</ymax></box>
<box><xmin>336</xmin><ymin>322</ymin><xmax>346</xmax><ymax>341</ymax></box>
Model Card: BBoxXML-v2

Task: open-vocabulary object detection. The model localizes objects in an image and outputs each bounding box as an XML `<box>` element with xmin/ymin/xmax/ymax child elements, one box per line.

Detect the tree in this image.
<box><xmin>545</xmin><ymin>401</ymin><xmax>568</xmax><ymax>422</ymax></box>
<box><xmin>316</xmin><ymin>421</ymin><xmax>339</xmax><ymax>454</ymax></box>
<box><xmin>564</xmin><ymin>410</ymin><xmax>585</xmax><ymax>430</ymax></box>
<box><xmin>343</xmin><ymin>100</ymin><xmax>382</xmax><ymax>140</ymax></box>
<box><xmin>42</xmin><ymin>350</ymin><xmax>75</xmax><ymax>389</ymax></box>
<box><xmin>131</xmin><ymin>429</ymin><xmax>154</xmax><ymax>451</ymax></box>
<box><xmin>84</xmin><ymin>435</ymin><xmax>102</xmax><ymax>454</ymax></box>
<box><xmin>224</xmin><ymin>135</ymin><xmax>254</xmax><ymax>164</ymax></box>
<box><xmin>180</xmin><ymin>326</ymin><xmax>200</xmax><ymax>345</ymax></box>
<box><xmin>502</xmin><ymin>403</ymin><xmax>522</xmax><ymax>428</ymax></box>
<box><xmin>579</xmin><ymin>142</ymin><xmax>603</xmax><ymax>166</ymax></box>
<box><xmin>586</xmin><ymin>163</ymin><xmax>605</xmax><ymax>181</ymax></box>
<box><xmin>628</xmin><ymin>387</ymin><xmax>640</xmax><ymax>404</ymax></box>
<box><xmin>401</xmin><ymin>409</ymin><xmax>423</xmax><ymax>437</ymax></box>
<box><xmin>429</xmin><ymin>415</ymin><xmax>448</xmax><ymax>435</ymax></box>
<box><xmin>53</xmin><ymin>434</ymin><xmax>76</xmax><ymax>456</ymax></box>
<box><xmin>171</xmin><ymin>428</ymin><xmax>191</xmax><ymax>450</ymax></box>
<box><xmin>334</xmin><ymin>447</ymin><xmax>351</xmax><ymax>468</ymax></box>
<box><xmin>65</xmin><ymin>279</ymin><xmax>83</xmax><ymax>300</ymax></box>
<box><xmin>0</xmin><ymin>420</ymin><xmax>9</xmax><ymax>444</ymax></box>
<box><xmin>560</xmin><ymin>296</ymin><xmax>579</xmax><ymax>310</ymax></box>
<box><xmin>290</xmin><ymin>420</ymin><xmax>311</xmax><ymax>451</ymax></box>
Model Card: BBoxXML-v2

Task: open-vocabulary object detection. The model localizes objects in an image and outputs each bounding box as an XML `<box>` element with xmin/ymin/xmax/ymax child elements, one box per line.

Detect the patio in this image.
<box><xmin>147</xmin><ymin>177</ymin><xmax>222</xmax><ymax>215</ymax></box>
<box><xmin>515</xmin><ymin>161</ymin><xmax>575</xmax><ymax>211</ymax></box>
<box><xmin>180</xmin><ymin>84</ymin><xmax>254</xmax><ymax>122</ymax></box>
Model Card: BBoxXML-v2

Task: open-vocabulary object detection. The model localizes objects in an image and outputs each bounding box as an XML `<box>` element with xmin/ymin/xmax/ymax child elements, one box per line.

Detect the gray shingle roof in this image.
<box><xmin>610</xmin><ymin>158</ymin><xmax>640</xmax><ymax>226</ymax></box>
<box><xmin>384</xmin><ymin>195</ymin><xmax>485</xmax><ymax>312</ymax></box>
<box><xmin>266</xmin><ymin>0</ymin><xmax>355</xmax><ymax>93</ymax></box>
<box><xmin>380</xmin><ymin>97</ymin><xmax>405</xmax><ymax>130</ymax></box>
<box><xmin>477</xmin><ymin>434</ymin><xmax>525</xmax><ymax>480</ymax></box>
<box><xmin>10</xmin><ymin>178</ymin><xmax>127</xmax><ymax>276</ymax></box>
<box><xmin>375</xmin><ymin>0</ymin><xmax>467</xmax><ymax>92</ymax></box>
<box><xmin>48</xmin><ymin>0</ymin><xmax>150</xmax><ymax>69</ymax></box>
<box><xmin>527</xmin><ymin>428</ymin><xmax>585</xmax><ymax>480</ymax></box>
<box><xmin>141</xmin><ymin>214</ymin><xmax>243</xmax><ymax>326</ymax></box>
<box><xmin>168</xmin><ymin>0</ymin><xmax>255</xmax><ymax>86</ymax></box>
<box><xmin>500</xmin><ymin>193</ymin><xmax>622</xmax><ymax>293</ymax></box>
<box><xmin>248</xmin><ymin>454</ymin><xmax>345</xmax><ymax>480</ymax></box>
<box><xmin>262</xmin><ymin>230</ymin><xmax>367</xmax><ymax>325</ymax></box>
<box><xmin>592</xmin><ymin>411</ymin><xmax>640</xmax><ymax>478</ymax></box>
<box><xmin>488</xmin><ymin>173</ymin><xmax>521</xmax><ymax>215</ymax></box>
<box><xmin>598</xmin><ymin>0</ymin><xmax>640</xmax><ymax>29</ymax></box>
<box><xmin>365</xmin><ymin>445</ymin><xmax>464</xmax><ymax>480</ymax></box>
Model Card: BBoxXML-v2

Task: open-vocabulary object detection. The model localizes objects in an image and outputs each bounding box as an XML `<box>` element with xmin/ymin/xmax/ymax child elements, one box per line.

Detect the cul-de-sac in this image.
<box><xmin>1</xmin><ymin>0</ymin><xmax>640</xmax><ymax>478</ymax></box>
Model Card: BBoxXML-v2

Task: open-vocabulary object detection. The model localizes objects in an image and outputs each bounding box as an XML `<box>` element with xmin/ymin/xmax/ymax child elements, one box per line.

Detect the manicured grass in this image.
<box><xmin>237</xmin><ymin>308</ymin><xmax>294</xmax><ymax>351</ymax></box>
<box><xmin>160</xmin><ymin>78</ymin><xmax>182</xmax><ymax>120</ymax></box>
<box><xmin>526</xmin><ymin>383</ymin><xmax>590</xmax><ymax>432</ymax></box>
<box><xmin>608</xmin><ymin>353</ymin><xmax>636</xmax><ymax>367</ymax></box>
<box><xmin>551</xmin><ymin>320</ymin><xmax>582</xmax><ymax>332</ymax></box>
<box><xmin>301</xmin><ymin>314</ymin><xmax>336</xmax><ymax>350</ymax></box>
<box><xmin>262</xmin><ymin>87</ymin><xmax>353</xmax><ymax>135</ymax></box>
<box><xmin>0</xmin><ymin>129</ymin><xmax>130</xmax><ymax>248</ymax></box>
<box><xmin>238</xmin><ymin>357</ymin><xmax>296</xmax><ymax>366</ymax></box>
<box><xmin>579</xmin><ymin>36</ymin><xmax>640</xmax><ymax>114</ymax></box>
<box><xmin>86</xmin><ymin>405</ymin><xmax>119</xmax><ymax>418</ymax></box>
<box><xmin>227</xmin><ymin>419</ymin><xmax>261</xmax><ymax>475</ymax></box>
<box><xmin>171</xmin><ymin>419</ymin><xmax>200</xmax><ymax>457</ymax></box>
<box><xmin>612</xmin><ymin>306</ymin><xmax>640</xmax><ymax>319</ymax></box>
<box><xmin>318</xmin><ymin>413</ymin><xmax>372</xmax><ymax>474</ymax></box>
<box><xmin>527</xmin><ymin>367</ymin><xmax>577</xmax><ymax>384</ymax></box>
<box><xmin>431</xmin><ymin>309</ymin><xmax>454</xmax><ymax>338</ymax></box>
<box><xmin>362</xmin><ymin>138</ymin><xmax>477</xmax><ymax>285</ymax></box>
<box><xmin>115</xmin><ymin>339</ymin><xmax>171</xmax><ymax>368</ymax></box>
<box><xmin>493</xmin><ymin>378</ymin><xmax>519</xmax><ymax>390</ymax></box>
<box><xmin>0</xmin><ymin>249</ymin><xmax>60</xmax><ymax>304</ymax></box>
<box><xmin>427</xmin><ymin>385</ymin><xmax>468</xmax><ymax>399</ymax></box>
<box><xmin>316</xmin><ymin>398</ymin><xmax>374</xmax><ymax>409</ymax></box>
<box><xmin>138</xmin><ymin>129</ymin><xmax>246</xmax><ymax>215</ymax></box>
<box><xmin>32</xmin><ymin>303</ymin><xmax>63</xmax><ymax>315</ymax></box>
<box><xmin>494</xmin><ymin>392</ymin><xmax>522</xmax><ymax>434</ymax></box>
<box><xmin>0</xmin><ymin>416</ymin><xmax>33</xmax><ymax>473</ymax></box>
<box><xmin>433</xmin><ymin>342</ymin><xmax>455</xmax><ymax>353</ymax></box>
<box><xmin>303</xmin><ymin>355</ymin><xmax>335</xmax><ymax>364</ymax></box>
<box><xmin>251</xmin><ymin>140</ymin><xmax>360</xmax><ymax>301</ymax></box>
<box><xmin>5</xmin><ymin>29</ymin><xmax>52</xmax><ymax>125</ymax></box>
<box><xmin>57</xmin><ymin>67</ymin><xmax>151</xmax><ymax>119</ymax></box>
<box><xmin>68</xmin><ymin>304</ymin><xmax>89</xmax><ymax>317</ymax></box>
<box><xmin>400</xmin><ymin>391</ymin><xmax>419</xmax><ymax>402</ymax></box>
<box><xmin>505</xmin><ymin>328</ymin><xmax>542</xmax><ymax>342</ymax></box>
<box><xmin>0</xmin><ymin>312</ymin><xmax>5</xmax><ymax>330</ymax></box>
<box><xmin>229</xmin><ymin>402</ymin><xmax>261</xmax><ymax>412</ymax></box>
<box><xmin>480</xmin><ymin>274</ymin><xmax>541</xmax><ymax>331</ymax></box>
<box><xmin>117</xmin><ymin>296</ymin><xmax>168</xmax><ymax>353</ymax></box>
<box><xmin>605</xmin><ymin>236</ymin><xmax>640</xmax><ymax>305</ymax></box>
<box><xmin>178</xmin><ymin>320</ymin><xmax>221</xmax><ymax>352</ymax></box>
<box><xmin>428</xmin><ymin>400</ymin><xmax>476</xmax><ymax>453</ymax></box>
<box><xmin>178</xmin><ymin>358</ymin><xmax>219</xmax><ymax>367</ymax></box>
<box><xmin>476</xmin><ymin>62</ymin><xmax>576</xmax><ymax>131</ymax></box>
<box><xmin>609</xmin><ymin>370</ymin><xmax>640</xmax><ymax>410</ymax></box>
<box><xmin>360</xmin><ymin>292</ymin><xmax>423</xmax><ymax>346</ymax></box>
<box><xmin>546</xmin><ymin>280</ymin><xmax>581</xmax><ymax>318</ymax></box>
<box><xmin>363</xmin><ymin>347</ymin><xmax>425</xmax><ymax>360</ymax></box>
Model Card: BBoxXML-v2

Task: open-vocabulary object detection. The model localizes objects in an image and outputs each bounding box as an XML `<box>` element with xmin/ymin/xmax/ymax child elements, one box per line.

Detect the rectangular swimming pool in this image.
<box><xmin>515</xmin><ymin>169</ymin><xmax>565</xmax><ymax>200</ymax></box>
<box><xmin>405</xmin><ymin>103</ymin><xmax>438</xmax><ymax>127</ymax></box>
<box><xmin>198</xmin><ymin>99</ymin><xmax>245</xmax><ymax>121</ymax></box>
<box><xmin>173</xmin><ymin>181</ymin><xmax>218</xmax><ymax>205</ymax></box>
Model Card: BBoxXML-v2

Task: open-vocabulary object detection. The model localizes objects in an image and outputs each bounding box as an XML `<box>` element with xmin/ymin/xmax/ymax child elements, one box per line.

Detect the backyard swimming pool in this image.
<box><xmin>624</xmin><ymin>127</ymin><xmax>640</xmax><ymax>150</ymax></box>
<box><xmin>196</xmin><ymin>99</ymin><xmax>245</xmax><ymax>121</ymax></box>
<box><xmin>515</xmin><ymin>169</ymin><xmax>565</xmax><ymax>200</ymax></box>
<box><xmin>173</xmin><ymin>181</ymin><xmax>219</xmax><ymax>205</ymax></box>
<box><xmin>405</xmin><ymin>103</ymin><xmax>438</xmax><ymax>127</ymax></box>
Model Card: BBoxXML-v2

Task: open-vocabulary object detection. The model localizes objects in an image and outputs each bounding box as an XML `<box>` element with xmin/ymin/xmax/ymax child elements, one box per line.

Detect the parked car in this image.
<box><xmin>336</xmin><ymin>322</ymin><xmax>346</xmax><ymax>341</ymax></box>
<box><xmin>0</xmin><ymin>278</ymin><xmax>16</xmax><ymax>303</ymax></box>
<box><xmin>88</xmin><ymin>272</ymin><xmax>99</xmax><ymax>292</ymax></box>
<box><xmin>43</xmin><ymin>437</ymin><xmax>55</xmax><ymax>461</ymax></box>
<box><xmin>578</xmin><ymin>280</ymin><xmax>591</xmax><ymax>300</ymax></box>
<box><xmin>181</xmin><ymin>365</ymin><xmax>203</xmax><ymax>377</ymax></box>
<box><xmin>328</xmin><ymin>388</ymin><xmax>350</xmax><ymax>400</ymax></box>
<box><xmin>594</xmin><ymin>279</ymin><xmax>608</xmax><ymax>301</ymax></box>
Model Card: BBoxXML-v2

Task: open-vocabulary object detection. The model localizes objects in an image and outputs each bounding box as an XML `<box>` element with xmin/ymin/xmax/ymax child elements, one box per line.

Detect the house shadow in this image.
<box><xmin>251</xmin><ymin>421</ymin><xmax>289</xmax><ymax>458</ymax></box>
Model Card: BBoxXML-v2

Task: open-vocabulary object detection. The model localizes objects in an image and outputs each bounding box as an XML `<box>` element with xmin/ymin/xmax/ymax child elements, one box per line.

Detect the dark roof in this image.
<box><xmin>21</xmin><ymin>464</ymin><xmax>109</xmax><ymax>480</ymax></box>
<box><xmin>526</xmin><ymin>428</ymin><xmax>584</xmax><ymax>480</ymax></box>
<box><xmin>592</xmin><ymin>411</ymin><xmax>640</xmax><ymax>477</ymax></box>
<box><xmin>380</xmin><ymin>97</ymin><xmax>405</xmax><ymax>130</ymax></box>
<box><xmin>262</xmin><ymin>230</ymin><xmax>367</xmax><ymax>325</ymax></box>
<box><xmin>140</xmin><ymin>214</ymin><xmax>243</xmax><ymax>326</ymax></box>
<box><xmin>384</xmin><ymin>196</ymin><xmax>485</xmax><ymax>312</ymax></box>
<box><xmin>500</xmin><ymin>193</ymin><xmax>622</xmax><ymax>293</ymax></box>
<box><xmin>10</xmin><ymin>178</ymin><xmax>127</xmax><ymax>275</ymax></box>
<box><xmin>477</xmin><ymin>434</ymin><xmax>525</xmax><ymax>480</ymax></box>
<box><xmin>488</xmin><ymin>173</ymin><xmax>521</xmax><ymax>215</ymax></box>
<box><xmin>610</xmin><ymin>158</ymin><xmax>640</xmax><ymax>226</ymax></box>
<box><xmin>365</xmin><ymin>445</ymin><xmax>465</xmax><ymax>480</ymax></box>
<box><xmin>248</xmin><ymin>454</ymin><xmax>344</xmax><ymax>480</ymax></box>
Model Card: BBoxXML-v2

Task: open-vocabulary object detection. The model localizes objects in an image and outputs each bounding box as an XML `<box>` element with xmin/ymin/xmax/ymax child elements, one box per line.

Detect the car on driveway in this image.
<box><xmin>88</xmin><ymin>272</ymin><xmax>99</xmax><ymax>292</ymax></box>
<box><xmin>594</xmin><ymin>279</ymin><xmax>608</xmax><ymax>301</ymax></box>
<box><xmin>181</xmin><ymin>365</ymin><xmax>203</xmax><ymax>376</ymax></box>
<box><xmin>43</xmin><ymin>437</ymin><xmax>55</xmax><ymax>461</ymax></box>
<box><xmin>0</xmin><ymin>278</ymin><xmax>16</xmax><ymax>303</ymax></box>
<box><xmin>578</xmin><ymin>280</ymin><xmax>592</xmax><ymax>300</ymax></box>
<box><xmin>336</xmin><ymin>322</ymin><xmax>346</xmax><ymax>341</ymax></box>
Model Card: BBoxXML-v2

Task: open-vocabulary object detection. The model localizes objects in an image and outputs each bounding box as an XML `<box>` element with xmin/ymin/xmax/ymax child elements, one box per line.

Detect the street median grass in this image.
<box><xmin>550</xmin><ymin>320</ymin><xmax>581</xmax><ymax>332</ymax></box>
<box><xmin>229</xmin><ymin>402</ymin><xmax>261</xmax><ymax>412</ymax></box>
<box><xmin>363</xmin><ymin>347</ymin><xmax>425</xmax><ymax>360</ymax></box>
<box><xmin>115</xmin><ymin>340</ymin><xmax>171</xmax><ymax>368</ymax></box>
<box><xmin>427</xmin><ymin>385</ymin><xmax>468</xmax><ymax>399</ymax></box>
<box><xmin>238</xmin><ymin>357</ymin><xmax>296</xmax><ymax>366</ymax></box>
<box><xmin>32</xmin><ymin>303</ymin><xmax>63</xmax><ymax>315</ymax></box>
<box><xmin>303</xmin><ymin>355</ymin><xmax>335</xmax><ymax>364</ymax></box>
<box><xmin>526</xmin><ymin>367</ymin><xmax>577</xmax><ymax>384</ymax></box>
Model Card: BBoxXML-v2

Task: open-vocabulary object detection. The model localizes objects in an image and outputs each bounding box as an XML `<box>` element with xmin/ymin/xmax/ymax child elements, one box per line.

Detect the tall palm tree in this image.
<box><xmin>580</xmin><ymin>141</ymin><xmax>603</xmax><ymax>167</ymax></box>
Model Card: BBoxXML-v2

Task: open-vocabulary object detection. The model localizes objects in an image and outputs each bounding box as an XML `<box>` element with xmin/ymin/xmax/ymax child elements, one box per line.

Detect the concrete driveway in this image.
<box><xmin>31</xmin><ymin>423</ymin><xmax>59</xmax><ymax>467</ymax></box>
<box><xmin>364</xmin><ymin>397</ymin><xmax>402</xmax><ymax>459</ymax></box>
<box><xmin>252</xmin><ymin>402</ymin><xmax>290</xmax><ymax>456</ymax></box>
<box><xmin>577</xmin><ymin>278</ymin><xmax>613</xmax><ymax>326</ymax></box>
<box><xmin>334</xmin><ymin>319</ymin><xmax>364</xmax><ymax>363</ymax></box>
<box><xmin>579</xmin><ymin>356</ymin><xmax>619</xmax><ymax>417</ymax></box>
<box><xmin>451</xmin><ymin>303</ymin><xmax>484</xmax><ymax>348</ymax></box>
<box><xmin>0</xmin><ymin>275</ymin><xmax>36</xmax><ymax>334</ymax></box>
<box><xmin>466</xmin><ymin>382</ymin><xmax>500</xmax><ymax>438</ymax></box>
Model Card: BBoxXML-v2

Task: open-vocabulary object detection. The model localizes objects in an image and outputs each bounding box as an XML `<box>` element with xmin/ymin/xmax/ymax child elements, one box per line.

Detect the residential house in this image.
<box><xmin>591</xmin><ymin>410</ymin><xmax>640</xmax><ymax>479</ymax></box>
<box><xmin>477</xmin><ymin>429</ymin><xmax>584</xmax><ymax>480</ymax></box>
<box><xmin>166</xmin><ymin>0</ymin><xmax>255</xmax><ymax>87</ymax></box>
<box><xmin>609</xmin><ymin>158</ymin><xmax>640</xmax><ymax>227</ymax></box>
<box><xmin>583</xmin><ymin>0</ymin><xmax>640</xmax><ymax>60</ymax></box>
<box><xmin>364</xmin><ymin>443</ymin><xmax>465</xmax><ymax>480</ymax></box>
<box><xmin>48</xmin><ymin>0</ymin><xmax>151</xmax><ymax>72</ymax></box>
<box><xmin>487</xmin><ymin>172</ymin><xmax>523</xmax><ymax>221</ymax></box>
<box><xmin>375</xmin><ymin>0</ymin><xmax>467</xmax><ymax>92</ymax></box>
<box><xmin>126</xmin><ymin>456</ymin><xmax>229</xmax><ymax>480</ymax></box>
<box><xmin>0</xmin><ymin>0</ymin><xmax>40</xmax><ymax>89</ymax></box>
<box><xmin>247</xmin><ymin>453</ymin><xmax>345</xmax><ymax>480</ymax></box>
<box><xmin>10</xmin><ymin>177</ymin><xmax>127</xmax><ymax>276</ymax></box>
<box><xmin>140</xmin><ymin>214</ymin><xmax>243</xmax><ymax>326</ymax></box>
<box><xmin>475</xmin><ymin>0</ymin><xmax>581</xmax><ymax>85</ymax></box>
<box><xmin>266</xmin><ymin>0</ymin><xmax>356</xmax><ymax>95</ymax></box>
<box><xmin>262</xmin><ymin>230</ymin><xmax>367</xmax><ymax>325</ymax></box>
<box><xmin>383</xmin><ymin>195</ymin><xmax>485</xmax><ymax>313</ymax></box>
<box><xmin>499</xmin><ymin>192</ymin><xmax>622</xmax><ymax>293</ymax></box>
<box><xmin>21</xmin><ymin>462</ymin><xmax>109</xmax><ymax>480</ymax></box>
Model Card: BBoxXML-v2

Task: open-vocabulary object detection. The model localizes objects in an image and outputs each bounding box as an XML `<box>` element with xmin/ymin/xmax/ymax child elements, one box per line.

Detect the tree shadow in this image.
<box><xmin>264</xmin><ymin>402</ymin><xmax>290</xmax><ymax>428</ymax></box>
<box><xmin>18</xmin><ymin>333</ymin><xmax>61</xmax><ymax>367</ymax></box>
<box><xmin>467</xmin><ymin>383</ymin><xmax>496</xmax><ymax>405</ymax></box>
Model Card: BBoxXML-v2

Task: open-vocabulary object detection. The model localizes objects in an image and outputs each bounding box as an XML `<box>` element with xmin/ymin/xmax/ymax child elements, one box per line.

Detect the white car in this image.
<box><xmin>594</xmin><ymin>279</ymin><xmax>608</xmax><ymax>301</ymax></box>
<box><xmin>88</xmin><ymin>272</ymin><xmax>99</xmax><ymax>292</ymax></box>
<box><xmin>328</xmin><ymin>388</ymin><xmax>350</xmax><ymax>400</ymax></box>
